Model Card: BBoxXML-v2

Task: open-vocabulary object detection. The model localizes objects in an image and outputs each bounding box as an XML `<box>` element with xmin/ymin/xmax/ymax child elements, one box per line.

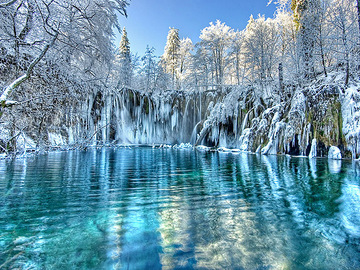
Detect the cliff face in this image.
<box><xmin>1</xmin><ymin>69</ymin><xmax>360</xmax><ymax>159</ymax></box>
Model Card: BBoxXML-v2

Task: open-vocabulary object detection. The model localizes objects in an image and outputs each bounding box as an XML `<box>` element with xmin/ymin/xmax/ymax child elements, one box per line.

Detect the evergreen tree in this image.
<box><xmin>162</xmin><ymin>27</ymin><xmax>181</xmax><ymax>89</ymax></box>
<box><xmin>141</xmin><ymin>46</ymin><xmax>157</xmax><ymax>91</ymax></box>
<box><xmin>120</xmin><ymin>27</ymin><xmax>131</xmax><ymax>56</ymax></box>
<box><xmin>117</xmin><ymin>27</ymin><xmax>131</xmax><ymax>88</ymax></box>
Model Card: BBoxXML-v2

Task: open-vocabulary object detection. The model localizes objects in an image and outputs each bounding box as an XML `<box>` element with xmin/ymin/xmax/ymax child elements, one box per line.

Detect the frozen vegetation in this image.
<box><xmin>1</xmin><ymin>0</ymin><xmax>360</xmax><ymax>159</ymax></box>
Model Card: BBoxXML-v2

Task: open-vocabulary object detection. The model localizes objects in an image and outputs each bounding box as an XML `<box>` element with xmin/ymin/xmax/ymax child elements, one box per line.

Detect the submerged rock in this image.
<box><xmin>328</xmin><ymin>146</ymin><xmax>342</xmax><ymax>160</ymax></box>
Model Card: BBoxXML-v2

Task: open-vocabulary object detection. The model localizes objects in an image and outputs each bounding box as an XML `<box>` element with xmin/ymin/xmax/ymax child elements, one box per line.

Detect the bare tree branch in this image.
<box><xmin>0</xmin><ymin>32</ymin><xmax>59</xmax><ymax>104</ymax></box>
<box><xmin>0</xmin><ymin>0</ymin><xmax>17</xmax><ymax>8</ymax></box>
<box><xmin>18</xmin><ymin>0</ymin><xmax>34</xmax><ymax>41</ymax></box>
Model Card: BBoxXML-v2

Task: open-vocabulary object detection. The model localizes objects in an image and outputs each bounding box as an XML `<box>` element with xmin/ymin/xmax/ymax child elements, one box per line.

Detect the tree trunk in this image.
<box><xmin>345</xmin><ymin>54</ymin><xmax>350</xmax><ymax>86</ymax></box>
<box><xmin>279</xmin><ymin>63</ymin><xmax>284</xmax><ymax>99</ymax></box>
<box><xmin>320</xmin><ymin>40</ymin><xmax>327</xmax><ymax>77</ymax></box>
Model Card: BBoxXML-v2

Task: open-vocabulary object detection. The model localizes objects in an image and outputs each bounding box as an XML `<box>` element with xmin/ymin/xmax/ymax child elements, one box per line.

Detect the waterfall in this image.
<box><xmin>181</xmin><ymin>98</ymin><xmax>191</xmax><ymax>143</ymax></box>
<box><xmin>190</xmin><ymin>121</ymin><xmax>202</xmax><ymax>145</ymax></box>
<box><xmin>67</xmin><ymin>83</ymin><xmax>360</xmax><ymax>159</ymax></box>
<box><xmin>241</xmin><ymin>109</ymin><xmax>251</xmax><ymax>133</ymax></box>
<box><xmin>309</xmin><ymin>139</ymin><xmax>317</xmax><ymax>159</ymax></box>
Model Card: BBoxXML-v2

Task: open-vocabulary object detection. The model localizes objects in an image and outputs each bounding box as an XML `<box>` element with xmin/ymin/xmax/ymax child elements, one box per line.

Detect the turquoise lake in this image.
<box><xmin>0</xmin><ymin>148</ymin><xmax>360</xmax><ymax>269</ymax></box>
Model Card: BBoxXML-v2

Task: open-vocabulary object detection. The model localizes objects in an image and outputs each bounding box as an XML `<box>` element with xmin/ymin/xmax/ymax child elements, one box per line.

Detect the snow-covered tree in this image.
<box><xmin>274</xmin><ymin>10</ymin><xmax>299</xmax><ymax>78</ymax></box>
<box><xmin>162</xmin><ymin>27</ymin><xmax>181</xmax><ymax>89</ymax></box>
<box><xmin>327</xmin><ymin>0</ymin><xmax>358</xmax><ymax>85</ymax></box>
<box><xmin>0</xmin><ymin>0</ymin><xmax>129</xmax><ymax>104</ymax></box>
<box><xmin>191</xmin><ymin>45</ymin><xmax>212</xmax><ymax>90</ymax></box>
<box><xmin>243</xmin><ymin>15</ymin><xmax>280</xmax><ymax>83</ymax></box>
<box><xmin>228</xmin><ymin>31</ymin><xmax>245</xmax><ymax>85</ymax></box>
<box><xmin>141</xmin><ymin>45</ymin><xmax>157</xmax><ymax>91</ymax></box>
<box><xmin>178</xmin><ymin>38</ymin><xmax>194</xmax><ymax>89</ymax></box>
<box><xmin>199</xmin><ymin>20</ymin><xmax>234</xmax><ymax>86</ymax></box>
<box><xmin>0</xmin><ymin>0</ymin><xmax>129</xmax><ymax>151</ymax></box>
<box><xmin>116</xmin><ymin>27</ymin><xmax>132</xmax><ymax>89</ymax></box>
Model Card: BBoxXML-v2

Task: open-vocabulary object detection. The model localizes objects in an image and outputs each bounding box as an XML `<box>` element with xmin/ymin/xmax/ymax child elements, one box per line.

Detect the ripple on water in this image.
<box><xmin>0</xmin><ymin>148</ymin><xmax>360</xmax><ymax>269</ymax></box>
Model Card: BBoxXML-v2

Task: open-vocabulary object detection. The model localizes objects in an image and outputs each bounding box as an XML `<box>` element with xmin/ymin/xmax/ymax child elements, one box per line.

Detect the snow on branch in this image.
<box><xmin>0</xmin><ymin>32</ymin><xmax>58</xmax><ymax>104</ymax></box>
<box><xmin>0</xmin><ymin>0</ymin><xmax>17</xmax><ymax>8</ymax></box>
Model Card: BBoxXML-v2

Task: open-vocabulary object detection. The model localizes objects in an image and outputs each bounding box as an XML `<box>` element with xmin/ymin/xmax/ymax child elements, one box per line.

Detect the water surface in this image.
<box><xmin>0</xmin><ymin>148</ymin><xmax>360</xmax><ymax>269</ymax></box>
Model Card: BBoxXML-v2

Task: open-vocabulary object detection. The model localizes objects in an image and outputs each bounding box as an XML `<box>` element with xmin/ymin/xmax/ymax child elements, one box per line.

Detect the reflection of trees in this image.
<box><xmin>0</xmin><ymin>149</ymin><xmax>359</xmax><ymax>269</ymax></box>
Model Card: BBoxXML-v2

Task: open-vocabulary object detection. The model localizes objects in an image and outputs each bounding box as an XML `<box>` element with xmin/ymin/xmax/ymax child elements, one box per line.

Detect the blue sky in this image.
<box><xmin>116</xmin><ymin>0</ymin><xmax>277</xmax><ymax>56</ymax></box>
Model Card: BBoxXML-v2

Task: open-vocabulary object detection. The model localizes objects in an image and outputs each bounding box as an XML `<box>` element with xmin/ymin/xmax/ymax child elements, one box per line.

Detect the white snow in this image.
<box><xmin>195</xmin><ymin>145</ymin><xmax>211</xmax><ymax>151</ymax></box>
<box><xmin>48</xmin><ymin>132</ymin><xmax>64</xmax><ymax>146</ymax></box>
<box><xmin>217</xmin><ymin>147</ymin><xmax>242</xmax><ymax>154</ymax></box>
<box><xmin>173</xmin><ymin>143</ymin><xmax>193</xmax><ymax>149</ymax></box>
<box><xmin>328</xmin><ymin>146</ymin><xmax>342</xmax><ymax>160</ymax></box>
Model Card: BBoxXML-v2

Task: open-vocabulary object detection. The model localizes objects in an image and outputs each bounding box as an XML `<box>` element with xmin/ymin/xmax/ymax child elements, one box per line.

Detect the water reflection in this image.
<box><xmin>328</xmin><ymin>159</ymin><xmax>342</xmax><ymax>174</ymax></box>
<box><xmin>0</xmin><ymin>149</ymin><xmax>360</xmax><ymax>269</ymax></box>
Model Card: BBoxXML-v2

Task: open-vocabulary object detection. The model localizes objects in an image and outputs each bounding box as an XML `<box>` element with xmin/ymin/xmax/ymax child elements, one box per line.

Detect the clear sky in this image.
<box><xmin>115</xmin><ymin>0</ymin><xmax>277</xmax><ymax>56</ymax></box>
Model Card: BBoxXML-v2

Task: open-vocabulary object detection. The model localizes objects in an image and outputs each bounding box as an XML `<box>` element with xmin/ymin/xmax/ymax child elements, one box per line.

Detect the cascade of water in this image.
<box><xmin>147</xmin><ymin>96</ymin><xmax>153</xmax><ymax>143</ymax></box>
<box><xmin>199</xmin><ymin>91</ymin><xmax>202</xmax><ymax>122</ymax></box>
<box><xmin>137</xmin><ymin>95</ymin><xmax>144</xmax><ymax>143</ymax></box>
<box><xmin>233</xmin><ymin>107</ymin><xmax>238</xmax><ymax>140</ymax></box>
<box><xmin>241</xmin><ymin>109</ymin><xmax>250</xmax><ymax>132</ymax></box>
<box><xmin>219</xmin><ymin>128</ymin><xmax>227</xmax><ymax>148</ymax></box>
<box><xmin>83</xmin><ymin>89</ymin><xmax>223</xmax><ymax>147</ymax></box>
<box><xmin>181</xmin><ymin>98</ymin><xmax>191</xmax><ymax>142</ymax></box>
<box><xmin>309</xmin><ymin>138</ymin><xmax>317</xmax><ymax>158</ymax></box>
<box><xmin>190</xmin><ymin>121</ymin><xmax>202</xmax><ymax>145</ymax></box>
<box><xmin>113</xmin><ymin>94</ymin><xmax>121</xmax><ymax>142</ymax></box>
<box><xmin>105</xmin><ymin>93</ymin><xmax>112</xmax><ymax>143</ymax></box>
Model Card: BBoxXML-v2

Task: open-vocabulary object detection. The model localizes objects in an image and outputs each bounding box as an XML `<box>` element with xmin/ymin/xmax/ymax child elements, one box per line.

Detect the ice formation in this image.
<box><xmin>2</xmin><ymin>74</ymin><xmax>360</xmax><ymax>159</ymax></box>
<box><xmin>328</xmin><ymin>146</ymin><xmax>342</xmax><ymax>160</ymax></box>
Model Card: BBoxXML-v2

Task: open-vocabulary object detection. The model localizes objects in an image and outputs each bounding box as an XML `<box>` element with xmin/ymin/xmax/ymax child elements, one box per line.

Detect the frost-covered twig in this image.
<box><xmin>4</xmin><ymin>93</ymin><xmax>65</xmax><ymax>107</ymax></box>
<box><xmin>0</xmin><ymin>0</ymin><xmax>17</xmax><ymax>8</ymax></box>
<box><xmin>0</xmin><ymin>32</ymin><xmax>58</xmax><ymax>103</ymax></box>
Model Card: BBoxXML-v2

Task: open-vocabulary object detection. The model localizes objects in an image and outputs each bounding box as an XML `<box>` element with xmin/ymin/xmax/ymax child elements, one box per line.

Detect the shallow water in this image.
<box><xmin>0</xmin><ymin>148</ymin><xmax>360</xmax><ymax>269</ymax></box>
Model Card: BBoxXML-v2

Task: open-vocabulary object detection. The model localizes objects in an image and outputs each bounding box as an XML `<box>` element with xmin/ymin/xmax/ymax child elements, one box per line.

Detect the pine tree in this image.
<box><xmin>117</xmin><ymin>27</ymin><xmax>131</xmax><ymax>88</ymax></box>
<box><xmin>141</xmin><ymin>45</ymin><xmax>156</xmax><ymax>91</ymax></box>
<box><xmin>120</xmin><ymin>27</ymin><xmax>130</xmax><ymax>56</ymax></box>
<box><xmin>162</xmin><ymin>27</ymin><xmax>181</xmax><ymax>89</ymax></box>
